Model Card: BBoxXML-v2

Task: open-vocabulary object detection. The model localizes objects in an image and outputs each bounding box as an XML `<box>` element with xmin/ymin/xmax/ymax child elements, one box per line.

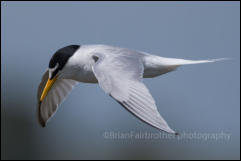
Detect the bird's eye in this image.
<box><xmin>49</xmin><ymin>63</ymin><xmax>59</xmax><ymax>79</ymax></box>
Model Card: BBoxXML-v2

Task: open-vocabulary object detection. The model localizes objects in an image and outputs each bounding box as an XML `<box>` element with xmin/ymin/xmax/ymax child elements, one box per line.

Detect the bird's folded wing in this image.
<box><xmin>92</xmin><ymin>54</ymin><xmax>176</xmax><ymax>134</ymax></box>
<box><xmin>37</xmin><ymin>70</ymin><xmax>78</xmax><ymax>127</ymax></box>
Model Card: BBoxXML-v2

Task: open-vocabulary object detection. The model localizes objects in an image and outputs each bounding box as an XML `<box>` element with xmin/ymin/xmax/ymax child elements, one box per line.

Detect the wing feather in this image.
<box><xmin>37</xmin><ymin>70</ymin><xmax>78</xmax><ymax>127</ymax></box>
<box><xmin>92</xmin><ymin>54</ymin><xmax>176</xmax><ymax>134</ymax></box>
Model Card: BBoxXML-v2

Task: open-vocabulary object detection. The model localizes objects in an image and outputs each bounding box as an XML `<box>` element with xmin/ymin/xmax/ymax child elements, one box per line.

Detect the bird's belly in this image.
<box><xmin>72</xmin><ymin>71</ymin><xmax>98</xmax><ymax>83</ymax></box>
<box><xmin>143</xmin><ymin>65</ymin><xmax>179</xmax><ymax>78</ymax></box>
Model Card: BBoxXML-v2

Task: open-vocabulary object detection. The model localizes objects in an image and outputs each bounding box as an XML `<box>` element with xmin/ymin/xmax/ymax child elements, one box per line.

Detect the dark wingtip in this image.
<box><xmin>175</xmin><ymin>132</ymin><xmax>180</xmax><ymax>136</ymax></box>
<box><xmin>38</xmin><ymin>101</ymin><xmax>46</xmax><ymax>128</ymax></box>
<box><xmin>40</xmin><ymin>121</ymin><xmax>46</xmax><ymax>128</ymax></box>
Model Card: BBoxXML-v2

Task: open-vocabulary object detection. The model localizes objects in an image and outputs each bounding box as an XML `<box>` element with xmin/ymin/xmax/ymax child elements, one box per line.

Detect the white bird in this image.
<box><xmin>37</xmin><ymin>44</ymin><xmax>225</xmax><ymax>134</ymax></box>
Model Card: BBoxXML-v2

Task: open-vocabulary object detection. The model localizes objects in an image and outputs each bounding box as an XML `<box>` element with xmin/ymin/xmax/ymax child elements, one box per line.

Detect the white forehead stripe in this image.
<box><xmin>48</xmin><ymin>63</ymin><xmax>59</xmax><ymax>78</ymax></box>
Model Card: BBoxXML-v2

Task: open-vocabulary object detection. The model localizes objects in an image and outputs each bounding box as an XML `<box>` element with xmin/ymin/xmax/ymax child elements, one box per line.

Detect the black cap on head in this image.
<box><xmin>48</xmin><ymin>45</ymin><xmax>80</xmax><ymax>79</ymax></box>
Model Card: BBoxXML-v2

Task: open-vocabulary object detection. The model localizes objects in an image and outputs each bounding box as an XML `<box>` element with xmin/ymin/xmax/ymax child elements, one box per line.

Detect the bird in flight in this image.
<box><xmin>37</xmin><ymin>44</ymin><xmax>225</xmax><ymax>134</ymax></box>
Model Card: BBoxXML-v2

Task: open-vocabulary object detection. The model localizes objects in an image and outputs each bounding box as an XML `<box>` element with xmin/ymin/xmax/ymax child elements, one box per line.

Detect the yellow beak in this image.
<box><xmin>40</xmin><ymin>76</ymin><xmax>58</xmax><ymax>101</ymax></box>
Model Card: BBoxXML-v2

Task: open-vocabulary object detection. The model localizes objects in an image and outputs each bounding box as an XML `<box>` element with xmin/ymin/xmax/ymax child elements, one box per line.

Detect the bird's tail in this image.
<box><xmin>154</xmin><ymin>57</ymin><xmax>229</xmax><ymax>66</ymax></box>
<box><xmin>169</xmin><ymin>58</ymin><xmax>229</xmax><ymax>65</ymax></box>
<box><xmin>143</xmin><ymin>56</ymin><xmax>229</xmax><ymax>78</ymax></box>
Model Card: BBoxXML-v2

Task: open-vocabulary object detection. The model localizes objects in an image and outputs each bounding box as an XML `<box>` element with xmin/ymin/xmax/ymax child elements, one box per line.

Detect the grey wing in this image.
<box><xmin>37</xmin><ymin>70</ymin><xmax>78</xmax><ymax>127</ymax></box>
<box><xmin>92</xmin><ymin>54</ymin><xmax>176</xmax><ymax>134</ymax></box>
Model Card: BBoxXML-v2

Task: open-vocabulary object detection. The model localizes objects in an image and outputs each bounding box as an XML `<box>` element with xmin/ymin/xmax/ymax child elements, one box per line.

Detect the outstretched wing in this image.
<box><xmin>92</xmin><ymin>54</ymin><xmax>176</xmax><ymax>134</ymax></box>
<box><xmin>37</xmin><ymin>70</ymin><xmax>78</xmax><ymax>127</ymax></box>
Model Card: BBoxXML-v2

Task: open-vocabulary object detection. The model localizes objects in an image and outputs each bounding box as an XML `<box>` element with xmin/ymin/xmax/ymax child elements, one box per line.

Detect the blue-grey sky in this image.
<box><xmin>1</xmin><ymin>1</ymin><xmax>240</xmax><ymax>160</ymax></box>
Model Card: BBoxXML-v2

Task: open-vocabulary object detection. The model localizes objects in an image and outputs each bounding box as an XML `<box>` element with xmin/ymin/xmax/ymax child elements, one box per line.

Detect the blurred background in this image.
<box><xmin>1</xmin><ymin>1</ymin><xmax>240</xmax><ymax>160</ymax></box>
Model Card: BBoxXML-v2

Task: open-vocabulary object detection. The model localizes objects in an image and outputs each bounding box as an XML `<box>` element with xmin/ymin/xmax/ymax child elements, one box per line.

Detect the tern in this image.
<box><xmin>37</xmin><ymin>44</ymin><xmax>225</xmax><ymax>134</ymax></box>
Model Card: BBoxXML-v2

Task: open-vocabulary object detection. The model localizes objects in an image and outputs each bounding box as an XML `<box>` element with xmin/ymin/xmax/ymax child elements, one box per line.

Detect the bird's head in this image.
<box><xmin>40</xmin><ymin>45</ymin><xmax>80</xmax><ymax>102</ymax></box>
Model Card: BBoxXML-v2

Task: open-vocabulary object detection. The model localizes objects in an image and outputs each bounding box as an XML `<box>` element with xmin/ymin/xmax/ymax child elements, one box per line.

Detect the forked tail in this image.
<box><xmin>169</xmin><ymin>58</ymin><xmax>229</xmax><ymax>65</ymax></box>
<box><xmin>143</xmin><ymin>56</ymin><xmax>229</xmax><ymax>78</ymax></box>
